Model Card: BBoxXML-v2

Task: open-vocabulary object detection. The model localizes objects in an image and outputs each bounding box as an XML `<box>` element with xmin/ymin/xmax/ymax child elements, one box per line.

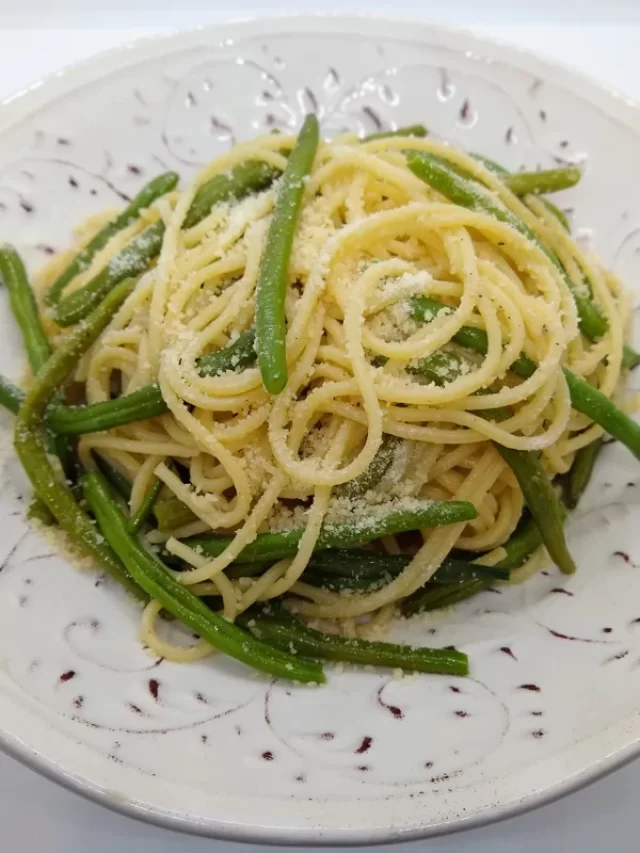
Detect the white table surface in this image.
<box><xmin>1</xmin><ymin>3</ymin><xmax>640</xmax><ymax>849</ymax></box>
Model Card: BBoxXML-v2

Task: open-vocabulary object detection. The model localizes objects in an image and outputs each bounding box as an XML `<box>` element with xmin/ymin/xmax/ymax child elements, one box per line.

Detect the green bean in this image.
<box><xmin>363</xmin><ymin>124</ymin><xmax>428</xmax><ymax>142</ymax></box>
<box><xmin>336</xmin><ymin>434</ymin><xmax>401</xmax><ymax>498</ymax></box>
<box><xmin>403</xmin><ymin>331</ymin><xmax>511</xmax><ymax>419</ymax></box>
<box><xmin>410</xmin><ymin>295</ymin><xmax>538</xmax><ymax>379</ymax></box>
<box><xmin>0</xmin><ymin>245</ymin><xmax>52</xmax><ymax>372</ymax></box>
<box><xmin>27</xmin><ymin>498</ymin><xmax>55</xmax><ymax>526</ymax></box>
<box><xmin>48</xmin><ymin>384</ymin><xmax>168</xmax><ymax>435</ymax></box>
<box><xmin>506</xmin><ymin>167</ymin><xmax>581</xmax><ymax>197</ymax></box>
<box><xmin>0</xmin><ymin>332</ymin><xmax>255</xmax><ymax>440</ymax></box>
<box><xmin>406</xmin><ymin>151</ymin><xmax>607</xmax><ymax>342</ymax></box>
<box><xmin>495</xmin><ymin>515</ymin><xmax>543</xmax><ymax>568</ymax></box>
<box><xmin>197</xmin><ymin>328</ymin><xmax>257</xmax><ymax>377</ymax></box>
<box><xmin>0</xmin><ymin>245</ymin><xmax>76</xmax><ymax>478</ymax></box>
<box><xmin>402</xmin><ymin>578</ymin><xmax>490</xmax><ymax>615</ymax></box>
<box><xmin>470</xmin><ymin>154</ymin><xmax>640</xmax><ymax>360</ymax></box>
<box><xmin>182</xmin><ymin>161</ymin><xmax>279</xmax><ymax>230</ymax></box>
<box><xmin>540</xmin><ymin>198</ymin><xmax>571</xmax><ymax>232</ymax></box>
<box><xmin>470</xmin><ymin>154</ymin><xmax>509</xmax><ymax>176</ymax></box>
<box><xmin>14</xmin><ymin>279</ymin><xmax>144</xmax><ymax>600</ymax></box>
<box><xmin>410</xmin><ymin>294</ymin><xmax>640</xmax><ymax>462</ymax></box>
<box><xmin>187</xmin><ymin>498</ymin><xmax>477</xmax><ymax>563</ymax></box>
<box><xmin>53</xmin><ymin>220</ymin><xmax>164</xmax><ymax>326</ymax></box>
<box><xmin>40</xmin><ymin>326</ymin><xmax>257</xmax><ymax>440</ymax></box>
<box><xmin>622</xmin><ymin>345</ymin><xmax>640</xmax><ymax>371</ymax></box>
<box><xmin>0</xmin><ymin>375</ymin><xmax>23</xmax><ymax>415</ymax></box>
<box><xmin>128</xmin><ymin>478</ymin><xmax>163</xmax><ymax>533</ymax></box>
<box><xmin>564</xmin><ymin>438</ymin><xmax>604</xmax><ymax>509</ymax></box>
<box><xmin>456</xmin><ymin>154</ymin><xmax>580</xmax><ymax>197</ymax></box>
<box><xmin>45</xmin><ymin>172</ymin><xmax>179</xmax><ymax>306</ymax></box>
<box><xmin>93</xmin><ymin>453</ymin><xmax>132</xmax><ymax>501</ymax></box>
<box><xmin>47</xmin><ymin>330</ymin><xmax>259</xmax><ymax>436</ymax></box>
<box><xmin>224</xmin><ymin>549</ymin><xmax>510</xmax><ymax>592</ymax></box>
<box><xmin>154</xmin><ymin>496</ymin><xmax>197</xmax><ymax>532</ymax></box>
<box><xmin>563</xmin><ymin>370</ymin><xmax>640</xmax><ymax>461</ymax></box>
<box><xmin>255</xmin><ymin>114</ymin><xmax>319</xmax><ymax>394</ymax></box>
<box><xmin>435</xmin><ymin>342</ymin><xmax>573</xmax><ymax>575</ymax></box>
<box><xmin>415</xmin><ymin>151</ymin><xmax>637</xmax><ymax>365</ymax></box>
<box><xmin>305</xmin><ymin>549</ymin><xmax>410</xmax><ymax>578</ymax></box>
<box><xmin>83</xmin><ymin>471</ymin><xmax>325</xmax><ymax>683</ymax></box>
<box><xmin>303</xmin><ymin>570</ymin><xmax>389</xmax><ymax>592</ymax></box>
<box><xmin>411</xmin><ymin>296</ymin><xmax>627</xmax><ymax>569</ymax></box>
<box><xmin>496</xmin><ymin>445</ymin><xmax>575</xmax><ymax>575</ymax></box>
<box><xmin>402</xmin><ymin>514</ymin><xmax>544</xmax><ymax>614</ymax></box>
<box><xmin>54</xmin><ymin>161</ymin><xmax>280</xmax><ymax>327</ymax></box>
<box><xmin>304</xmin><ymin>554</ymin><xmax>510</xmax><ymax>592</ymax></box>
<box><xmin>240</xmin><ymin>606</ymin><xmax>468</xmax><ymax>676</ymax></box>
<box><xmin>224</xmin><ymin>561</ymin><xmax>273</xmax><ymax>580</ymax></box>
<box><xmin>472</xmin><ymin>153</ymin><xmax>572</xmax><ymax>230</ymax></box>
<box><xmin>407</xmin><ymin>350</ymin><xmax>470</xmax><ymax>386</ymax></box>
<box><xmin>308</xmin><ymin>549</ymin><xmax>510</xmax><ymax>581</ymax></box>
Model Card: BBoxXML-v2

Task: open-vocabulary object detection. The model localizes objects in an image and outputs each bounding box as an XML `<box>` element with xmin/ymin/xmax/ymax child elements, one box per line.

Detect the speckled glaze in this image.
<box><xmin>1</xmin><ymin>15</ymin><xmax>640</xmax><ymax>845</ymax></box>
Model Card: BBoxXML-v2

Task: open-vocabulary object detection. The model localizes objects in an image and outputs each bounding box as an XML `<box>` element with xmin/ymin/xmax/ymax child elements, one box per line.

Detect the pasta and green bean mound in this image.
<box><xmin>1</xmin><ymin>116</ymin><xmax>639</xmax><ymax>683</ymax></box>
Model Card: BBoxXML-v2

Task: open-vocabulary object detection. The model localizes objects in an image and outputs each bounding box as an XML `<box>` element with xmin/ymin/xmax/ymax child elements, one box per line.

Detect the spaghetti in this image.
<box><xmin>5</xmin><ymin>118</ymin><xmax>636</xmax><ymax>674</ymax></box>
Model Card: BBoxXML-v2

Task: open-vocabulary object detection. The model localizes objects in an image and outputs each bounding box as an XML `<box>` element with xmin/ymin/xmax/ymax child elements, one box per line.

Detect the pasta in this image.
<box><xmin>3</xmin><ymin>117</ymin><xmax>638</xmax><ymax>681</ymax></box>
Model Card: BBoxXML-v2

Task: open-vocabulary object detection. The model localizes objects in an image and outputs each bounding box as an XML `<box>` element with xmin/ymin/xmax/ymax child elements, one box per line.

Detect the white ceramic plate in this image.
<box><xmin>1</xmin><ymin>15</ymin><xmax>640</xmax><ymax>846</ymax></box>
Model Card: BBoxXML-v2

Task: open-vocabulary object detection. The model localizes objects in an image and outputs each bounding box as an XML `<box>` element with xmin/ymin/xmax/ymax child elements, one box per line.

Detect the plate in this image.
<box><xmin>1</xmin><ymin>14</ymin><xmax>640</xmax><ymax>845</ymax></box>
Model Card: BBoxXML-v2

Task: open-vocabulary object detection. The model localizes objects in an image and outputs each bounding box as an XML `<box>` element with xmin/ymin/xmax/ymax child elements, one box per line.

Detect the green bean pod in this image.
<box><xmin>0</xmin><ymin>332</ymin><xmax>257</xmax><ymax>439</ymax></box>
<box><xmin>182</xmin><ymin>161</ymin><xmax>279</xmax><ymax>230</ymax></box>
<box><xmin>53</xmin><ymin>221</ymin><xmax>165</xmax><ymax>326</ymax></box>
<box><xmin>470</xmin><ymin>153</ymin><xmax>509</xmax><ymax>176</ymax></box>
<box><xmin>128</xmin><ymin>478</ymin><xmax>163</xmax><ymax>533</ymax></box>
<box><xmin>45</xmin><ymin>172</ymin><xmax>179</xmax><ymax>306</ymax></box>
<box><xmin>197</xmin><ymin>328</ymin><xmax>257</xmax><ymax>377</ymax></box>
<box><xmin>363</xmin><ymin>124</ymin><xmax>428</xmax><ymax>142</ymax></box>
<box><xmin>410</xmin><ymin>293</ymin><xmax>640</xmax><ymax>463</ymax></box>
<box><xmin>336</xmin><ymin>434</ymin><xmax>402</xmax><ymax>498</ymax></box>
<box><xmin>255</xmin><ymin>114</ymin><xmax>320</xmax><ymax>394</ymax></box>
<box><xmin>496</xmin><ymin>445</ymin><xmax>575</xmax><ymax>575</ymax></box>
<box><xmin>83</xmin><ymin>471</ymin><xmax>325</xmax><ymax>683</ymax></box>
<box><xmin>402</xmin><ymin>514</ymin><xmax>543</xmax><ymax>614</ymax></box>
<box><xmin>407</xmin><ymin>350</ymin><xmax>470</xmax><ymax>386</ymax></box>
<box><xmin>93</xmin><ymin>453</ymin><xmax>133</xmax><ymax>500</ymax></box>
<box><xmin>406</xmin><ymin>151</ymin><xmax>607</xmax><ymax>341</ymax></box>
<box><xmin>563</xmin><ymin>369</ymin><xmax>640</xmax><ymax>461</ymax></box>
<box><xmin>622</xmin><ymin>345</ymin><xmax>640</xmax><ymax>371</ymax></box>
<box><xmin>303</xmin><ymin>550</ymin><xmax>510</xmax><ymax>591</ymax></box>
<box><xmin>494</xmin><ymin>515</ymin><xmax>543</xmax><ymax>568</ymax></box>
<box><xmin>410</xmin><ymin>295</ymin><xmax>537</xmax><ymax>379</ymax></box>
<box><xmin>47</xmin><ymin>331</ymin><xmax>258</xmax><ymax>436</ymax></box>
<box><xmin>153</xmin><ymin>496</ymin><xmax>198</xmax><ymax>532</ymax></box>
<box><xmin>564</xmin><ymin>437</ymin><xmax>604</xmax><ymax>509</ymax></box>
<box><xmin>27</xmin><ymin>498</ymin><xmax>56</xmax><ymax>526</ymax></box>
<box><xmin>415</xmin><ymin>151</ymin><xmax>634</xmax><ymax>364</ymax></box>
<box><xmin>14</xmin><ymin>279</ymin><xmax>144</xmax><ymax>599</ymax></box>
<box><xmin>402</xmin><ymin>578</ymin><xmax>490</xmax><ymax>615</ymax></box>
<box><xmin>48</xmin><ymin>384</ymin><xmax>167</xmax><ymax>435</ymax></box>
<box><xmin>54</xmin><ymin>161</ymin><xmax>281</xmax><ymax>327</ymax></box>
<box><xmin>455</xmin><ymin>153</ymin><xmax>579</xmax><ymax>197</ymax></box>
<box><xmin>315</xmin><ymin>549</ymin><xmax>510</xmax><ymax>581</ymax></box>
<box><xmin>538</xmin><ymin>198</ymin><xmax>571</xmax><ymax>231</ymax></box>
<box><xmin>0</xmin><ymin>245</ymin><xmax>52</xmax><ymax>372</ymax></box>
<box><xmin>240</xmin><ymin>607</ymin><xmax>468</xmax><ymax>676</ymax></box>
<box><xmin>506</xmin><ymin>167</ymin><xmax>581</xmax><ymax>196</ymax></box>
<box><xmin>0</xmin><ymin>245</ymin><xmax>76</xmax><ymax>478</ymax></box>
<box><xmin>0</xmin><ymin>375</ymin><xmax>23</xmax><ymax>416</ymax></box>
<box><xmin>186</xmin><ymin>498</ymin><xmax>477</xmax><ymax>563</ymax></box>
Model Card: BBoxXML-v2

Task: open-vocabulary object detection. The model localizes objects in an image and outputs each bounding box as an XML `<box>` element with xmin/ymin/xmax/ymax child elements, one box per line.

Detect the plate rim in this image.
<box><xmin>1</xmin><ymin>13</ymin><xmax>640</xmax><ymax>845</ymax></box>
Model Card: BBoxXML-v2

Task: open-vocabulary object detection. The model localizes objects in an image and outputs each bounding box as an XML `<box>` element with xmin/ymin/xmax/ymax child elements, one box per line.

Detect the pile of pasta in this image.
<box><xmin>33</xmin><ymin>127</ymin><xmax>632</xmax><ymax>659</ymax></box>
